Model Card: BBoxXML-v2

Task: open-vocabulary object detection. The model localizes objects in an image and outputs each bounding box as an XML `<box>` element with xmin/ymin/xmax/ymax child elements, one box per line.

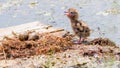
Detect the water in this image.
<box><xmin>0</xmin><ymin>0</ymin><xmax>120</xmax><ymax>45</ymax></box>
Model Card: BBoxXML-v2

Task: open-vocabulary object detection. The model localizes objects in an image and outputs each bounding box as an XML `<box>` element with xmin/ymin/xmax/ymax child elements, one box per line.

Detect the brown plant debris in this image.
<box><xmin>0</xmin><ymin>32</ymin><xmax>73</xmax><ymax>60</ymax></box>
<box><xmin>0</xmin><ymin>31</ymin><xmax>119</xmax><ymax>60</ymax></box>
<box><xmin>89</xmin><ymin>37</ymin><xmax>116</xmax><ymax>47</ymax></box>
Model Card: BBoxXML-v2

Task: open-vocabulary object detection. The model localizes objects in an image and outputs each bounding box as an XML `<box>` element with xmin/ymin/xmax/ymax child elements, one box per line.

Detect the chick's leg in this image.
<box><xmin>78</xmin><ymin>37</ymin><xmax>85</xmax><ymax>43</ymax></box>
<box><xmin>73</xmin><ymin>37</ymin><xmax>84</xmax><ymax>44</ymax></box>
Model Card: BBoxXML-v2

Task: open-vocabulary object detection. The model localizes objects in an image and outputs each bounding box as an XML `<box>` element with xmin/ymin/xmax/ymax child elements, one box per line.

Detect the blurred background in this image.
<box><xmin>0</xmin><ymin>0</ymin><xmax>120</xmax><ymax>45</ymax></box>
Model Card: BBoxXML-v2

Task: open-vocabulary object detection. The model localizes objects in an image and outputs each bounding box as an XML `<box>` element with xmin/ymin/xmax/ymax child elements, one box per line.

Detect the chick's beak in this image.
<box><xmin>64</xmin><ymin>11</ymin><xmax>70</xmax><ymax>16</ymax></box>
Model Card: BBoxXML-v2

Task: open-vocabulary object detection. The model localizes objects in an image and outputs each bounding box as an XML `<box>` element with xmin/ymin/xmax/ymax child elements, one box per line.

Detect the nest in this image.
<box><xmin>0</xmin><ymin>32</ymin><xmax>73</xmax><ymax>60</ymax></box>
<box><xmin>0</xmin><ymin>30</ymin><xmax>118</xmax><ymax>60</ymax></box>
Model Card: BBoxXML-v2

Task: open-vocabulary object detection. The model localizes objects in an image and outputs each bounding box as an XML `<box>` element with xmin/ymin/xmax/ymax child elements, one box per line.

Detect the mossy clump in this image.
<box><xmin>90</xmin><ymin>38</ymin><xmax>116</xmax><ymax>47</ymax></box>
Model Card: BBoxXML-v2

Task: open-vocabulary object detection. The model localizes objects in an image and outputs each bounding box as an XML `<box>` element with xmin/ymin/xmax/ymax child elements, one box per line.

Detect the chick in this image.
<box><xmin>65</xmin><ymin>8</ymin><xmax>90</xmax><ymax>43</ymax></box>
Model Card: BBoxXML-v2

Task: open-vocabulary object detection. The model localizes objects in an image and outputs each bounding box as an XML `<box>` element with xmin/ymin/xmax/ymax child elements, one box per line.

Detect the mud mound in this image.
<box><xmin>0</xmin><ymin>33</ymin><xmax>73</xmax><ymax>60</ymax></box>
<box><xmin>89</xmin><ymin>38</ymin><xmax>116</xmax><ymax>47</ymax></box>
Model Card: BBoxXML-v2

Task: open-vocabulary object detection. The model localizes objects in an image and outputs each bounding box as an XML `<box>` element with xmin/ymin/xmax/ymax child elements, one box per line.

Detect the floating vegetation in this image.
<box><xmin>28</xmin><ymin>1</ymin><xmax>39</xmax><ymax>8</ymax></box>
<box><xmin>96</xmin><ymin>8</ymin><xmax>120</xmax><ymax>16</ymax></box>
<box><xmin>96</xmin><ymin>0</ymin><xmax>120</xmax><ymax>16</ymax></box>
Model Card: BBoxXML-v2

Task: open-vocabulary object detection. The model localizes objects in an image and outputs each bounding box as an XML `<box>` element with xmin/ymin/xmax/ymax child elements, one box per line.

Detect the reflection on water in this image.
<box><xmin>0</xmin><ymin>0</ymin><xmax>120</xmax><ymax>45</ymax></box>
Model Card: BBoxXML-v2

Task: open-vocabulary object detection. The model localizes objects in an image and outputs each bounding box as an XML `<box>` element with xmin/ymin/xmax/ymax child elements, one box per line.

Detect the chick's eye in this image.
<box><xmin>70</xmin><ymin>12</ymin><xmax>74</xmax><ymax>14</ymax></box>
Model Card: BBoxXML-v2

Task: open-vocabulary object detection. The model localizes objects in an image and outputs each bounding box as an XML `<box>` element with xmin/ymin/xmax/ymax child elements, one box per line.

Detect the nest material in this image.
<box><xmin>0</xmin><ymin>30</ymin><xmax>118</xmax><ymax>60</ymax></box>
<box><xmin>0</xmin><ymin>32</ymin><xmax>73</xmax><ymax>60</ymax></box>
<box><xmin>89</xmin><ymin>38</ymin><xmax>116</xmax><ymax>47</ymax></box>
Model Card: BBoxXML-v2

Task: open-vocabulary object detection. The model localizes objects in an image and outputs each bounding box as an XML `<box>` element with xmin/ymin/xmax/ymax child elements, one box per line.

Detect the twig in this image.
<box><xmin>49</xmin><ymin>29</ymin><xmax>64</xmax><ymax>33</ymax></box>
<box><xmin>31</xmin><ymin>25</ymin><xmax>53</xmax><ymax>31</ymax></box>
<box><xmin>42</xmin><ymin>25</ymin><xmax>53</xmax><ymax>29</ymax></box>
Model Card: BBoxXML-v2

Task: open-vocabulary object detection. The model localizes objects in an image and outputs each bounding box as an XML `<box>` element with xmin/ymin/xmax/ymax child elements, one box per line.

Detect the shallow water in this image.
<box><xmin>0</xmin><ymin>0</ymin><xmax>120</xmax><ymax>45</ymax></box>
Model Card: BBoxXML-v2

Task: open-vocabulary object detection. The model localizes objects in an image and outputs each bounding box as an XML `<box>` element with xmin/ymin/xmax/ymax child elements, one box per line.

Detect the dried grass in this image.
<box><xmin>0</xmin><ymin>32</ymin><xmax>73</xmax><ymax>60</ymax></box>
